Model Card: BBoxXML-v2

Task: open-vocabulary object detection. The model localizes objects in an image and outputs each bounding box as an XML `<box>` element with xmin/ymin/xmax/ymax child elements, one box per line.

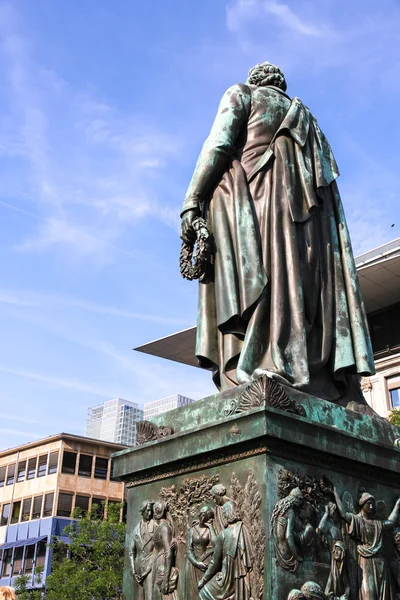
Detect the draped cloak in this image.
<box><xmin>181</xmin><ymin>83</ymin><xmax>375</xmax><ymax>398</ymax></box>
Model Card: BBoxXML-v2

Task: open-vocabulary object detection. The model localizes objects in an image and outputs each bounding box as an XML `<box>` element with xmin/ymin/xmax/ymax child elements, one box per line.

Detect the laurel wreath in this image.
<box><xmin>180</xmin><ymin>217</ymin><xmax>213</xmax><ymax>281</ymax></box>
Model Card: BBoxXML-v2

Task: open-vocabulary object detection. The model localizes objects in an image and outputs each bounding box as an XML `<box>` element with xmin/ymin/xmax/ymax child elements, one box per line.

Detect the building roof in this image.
<box><xmin>135</xmin><ymin>238</ymin><xmax>400</xmax><ymax>368</ymax></box>
<box><xmin>0</xmin><ymin>432</ymin><xmax>128</xmax><ymax>458</ymax></box>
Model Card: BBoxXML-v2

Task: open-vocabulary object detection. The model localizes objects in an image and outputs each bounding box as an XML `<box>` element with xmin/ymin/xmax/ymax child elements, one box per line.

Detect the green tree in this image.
<box><xmin>45</xmin><ymin>502</ymin><xmax>126</xmax><ymax>600</ymax></box>
<box><xmin>388</xmin><ymin>408</ymin><xmax>400</xmax><ymax>427</ymax></box>
<box><xmin>13</xmin><ymin>566</ymin><xmax>44</xmax><ymax>599</ymax></box>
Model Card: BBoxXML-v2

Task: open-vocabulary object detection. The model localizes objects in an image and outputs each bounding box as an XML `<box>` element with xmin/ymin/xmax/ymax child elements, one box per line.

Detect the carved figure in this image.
<box><xmin>129</xmin><ymin>500</ymin><xmax>156</xmax><ymax>600</ymax></box>
<box><xmin>186</xmin><ymin>506</ymin><xmax>217</xmax><ymax>596</ymax></box>
<box><xmin>298</xmin><ymin>502</ymin><xmax>316</xmax><ymax>561</ymax></box>
<box><xmin>271</xmin><ymin>487</ymin><xmax>304</xmax><ymax>572</ymax></box>
<box><xmin>180</xmin><ymin>60</ymin><xmax>375</xmax><ymax>403</ymax></box>
<box><xmin>287</xmin><ymin>582</ymin><xmax>328</xmax><ymax>600</ymax></box>
<box><xmin>198</xmin><ymin>500</ymin><xmax>253</xmax><ymax>600</ymax></box>
<box><xmin>317</xmin><ymin>503</ymin><xmax>342</xmax><ymax>557</ymax></box>
<box><xmin>152</xmin><ymin>501</ymin><xmax>179</xmax><ymax>600</ymax></box>
<box><xmin>334</xmin><ymin>487</ymin><xmax>400</xmax><ymax>600</ymax></box>
<box><xmin>210</xmin><ymin>484</ymin><xmax>233</xmax><ymax>534</ymax></box>
<box><xmin>390</xmin><ymin>531</ymin><xmax>400</xmax><ymax>599</ymax></box>
<box><xmin>325</xmin><ymin>541</ymin><xmax>350</xmax><ymax>600</ymax></box>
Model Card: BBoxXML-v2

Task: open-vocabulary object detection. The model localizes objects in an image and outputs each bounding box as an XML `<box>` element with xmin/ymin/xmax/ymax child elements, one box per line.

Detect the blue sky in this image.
<box><xmin>0</xmin><ymin>0</ymin><xmax>399</xmax><ymax>450</ymax></box>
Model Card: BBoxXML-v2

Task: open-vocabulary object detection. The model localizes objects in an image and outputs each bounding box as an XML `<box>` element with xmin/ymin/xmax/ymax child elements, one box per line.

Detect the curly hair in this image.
<box><xmin>246</xmin><ymin>61</ymin><xmax>287</xmax><ymax>92</ymax></box>
<box><xmin>0</xmin><ymin>587</ymin><xmax>16</xmax><ymax>600</ymax></box>
<box><xmin>270</xmin><ymin>488</ymin><xmax>303</xmax><ymax>525</ymax></box>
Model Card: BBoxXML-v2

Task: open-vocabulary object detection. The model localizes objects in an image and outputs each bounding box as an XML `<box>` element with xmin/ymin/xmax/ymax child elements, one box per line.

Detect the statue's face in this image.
<box><xmin>363</xmin><ymin>498</ymin><xmax>376</xmax><ymax>517</ymax></box>
<box><xmin>153</xmin><ymin>502</ymin><xmax>165</xmax><ymax>520</ymax></box>
<box><xmin>142</xmin><ymin>505</ymin><xmax>153</xmax><ymax>521</ymax></box>
<box><xmin>199</xmin><ymin>508</ymin><xmax>209</xmax><ymax>524</ymax></box>
<box><xmin>212</xmin><ymin>493</ymin><xmax>223</xmax><ymax>506</ymax></box>
<box><xmin>333</xmin><ymin>545</ymin><xmax>344</xmax><ymax>561</ymax></box>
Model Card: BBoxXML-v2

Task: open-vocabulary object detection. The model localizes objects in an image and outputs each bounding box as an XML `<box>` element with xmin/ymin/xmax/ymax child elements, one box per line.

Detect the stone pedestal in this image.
<box><xmin>113</xmin><ymin>378</ymin><xmax>400</xmax><ymax>600</ymax></box>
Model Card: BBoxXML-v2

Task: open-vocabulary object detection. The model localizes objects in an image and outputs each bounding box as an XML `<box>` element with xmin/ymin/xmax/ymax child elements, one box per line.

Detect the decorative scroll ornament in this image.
<box><xmin>180</xmin><ymin>217</ymin><xmax>213</xmax><ymax>281</ymax></box>
<box><xmin>224</xmin><ymin>374</ymin><xmax>306</xmax><ymax>417</ymax></box>
<box><xmin>136</xmin><ymin>420</ymin><xmax>174</xmax><ymax>446</ymax></box>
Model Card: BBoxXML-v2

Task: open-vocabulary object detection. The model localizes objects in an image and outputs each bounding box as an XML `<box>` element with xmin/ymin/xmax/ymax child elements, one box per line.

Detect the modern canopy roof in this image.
<box><xmin>135</xmin><ymin>238</ymin><xmax>400</xmax><ymax>369</ymax></box>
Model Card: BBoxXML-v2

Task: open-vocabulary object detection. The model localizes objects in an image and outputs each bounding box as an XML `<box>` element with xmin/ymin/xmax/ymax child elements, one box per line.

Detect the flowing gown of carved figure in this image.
<box><xmin>152</xmin><ymin>519</ymin><xmax>179</xmax><ymax>600</ymax></box>
<box><xmin>181</xmin><ymin>75</ymin><xmax>374</xmax><ymax>398</ymax></box>
<box><xmin>348</xmin><ymin>515</ymin><xmax>394</xmax><ymax>600</ymax></box>
<box><xmin>198</xmin><ymin>520</ymin><xmax>253</xmax><ymax>600</ymax></box>
<box><xmin>186</xmin><ymin>522</ymin><xmax>216</xmax><ymax>597</ymax></box>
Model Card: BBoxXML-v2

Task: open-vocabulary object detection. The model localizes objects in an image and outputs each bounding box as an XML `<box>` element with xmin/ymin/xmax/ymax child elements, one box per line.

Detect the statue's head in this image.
<box><xmin>222</xmin><ymin>500</ymin><xmax>240</xmax><ymax>526</ymax></box>
<box><xmin>332</xmin><ymin>541</ymin><xmax>345</xmax><ymax>562</ymax></box>
<box><xmin>211</xmin><ymin>484</ymin><xmax>227</xmax><ymax>506</ymax></box>
<box><xmin>289</xmin><ymin>487</ymin><xmax>304</xmax><ymax>506</ymax></box>
<box><xmin>140</xmin><ymin>500</ymin><xmax>154</xmax><ymax>521</ymax></box>
<box><xmin>153</xmin><ymin>501</ymin><xmax>168</xmax><ymax>520</ymax></box>
<box><xmin>359</xmin><ymin>492</ymin><xmax>376</xmax><ymax>517</ymax></box>
<box><xmin>198</xmin><ymin>505</ymin><xmax>214</xmax><ymax>525</ymax></box>
<box><xmin>247</xmin><ymin>61</ymin><xmax>287</xmax><ymax>92</ymax></box>
<box><xmin>394</xmin><ymin>531</ymin><xmax>400</xmax><ymax>550</ymax></box>
<box><xmin>300</xmin><ymin>581</ymin><xmax>325</xmax><ymax>600</ymax></box>
<box><xmin>287</xmin><ymin>590</ymin><xmax>304</xmax><ymax>600</ymax></box>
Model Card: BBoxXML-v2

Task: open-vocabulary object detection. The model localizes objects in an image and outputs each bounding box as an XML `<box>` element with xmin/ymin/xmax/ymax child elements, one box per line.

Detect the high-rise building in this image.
<box><xmin>86</xmin><ymin>398</ymin><xmax>143</xmax><ymax>446</ymax></box>
<box><xmin>0</xmin><ymin>433</ymin><xmax>126</xmax><ymax>590</ymax></box>
<box><xmin>143</xmin><ymin>393</ymin><xmax>195</xmax><ymax>419</ymax></box>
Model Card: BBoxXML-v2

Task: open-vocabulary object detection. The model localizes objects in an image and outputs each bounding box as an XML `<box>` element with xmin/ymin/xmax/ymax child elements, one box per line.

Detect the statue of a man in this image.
<box><xmin>180</xmin><ymin>61</ymin><xmax>375</xmax><ymax>404</ymax></box>
<box><xmin>129</xmin><ymin>500</ymin><xmax>156</xmax><ymax>599</ymax></box>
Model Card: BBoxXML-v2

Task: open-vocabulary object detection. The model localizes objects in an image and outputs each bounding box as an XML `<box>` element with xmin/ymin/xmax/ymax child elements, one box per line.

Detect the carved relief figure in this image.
<box><xmin>288</xmin><ymin>582</ymin><xmax>328</xmax><ymax>600</ymax></box>
<box><xmin>390</xmin><ymin>532</ymin><xmax>400</xmax><ymax>599</ymax></box>
<box><xmin>271</xmin><ymin>487</ymin><xmax>304</xmax><ymax>572</ymax></box>
<box><xmin>186</xmin><ymin>506</ymin><xmax>217</xmax><ymax>597</ymax></box>
<box><xmin>334</xmin><ymin>487</ymin><xmax>400</xmax><ymax>600</ymax></box>
<box><xmin>210</xmin><ymin>484</ymin><xmax>233</xmax><ymax>534</ymax></box>
<box><xmin>325</xmin><ymin>541</ymin><xmax>350</xmax><ymax>600</ymax></box>
<box><xmin>129</xmin><ymin>500</ymin><xmax>156</xmax><ymax>600</ymax></box>
<box><xmin>152</xmin><ymin>501</ymin><xmax>179</xmax><ymax>600</ymax></box>
<box><xmin>317</xmin><ymin>503</ymin><xmax>342</xmax><ymax>557</ymax></box>
<box><xmin>297</xmin><ymin>502</ymin><xmax>316</xmax><ymax>561</ymax></box>
<box><xmin>198</xmin><ymin>501</ymin><xmax>253</xmax><ymax>600</ymax></box>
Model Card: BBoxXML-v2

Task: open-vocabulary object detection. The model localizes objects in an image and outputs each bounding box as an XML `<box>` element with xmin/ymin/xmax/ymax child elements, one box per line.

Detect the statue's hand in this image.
<box><xmin>196</xmin><ymin>561</ymin><xmax>207</xmax><ymax>572</ymax></box>
<box><xmin>198</xmin><ymin>579</ymin><xmax>205</xmax><ymax>590</ymax></box>
<box><xmin>134</xmin><ymin>573</ymin><xmax>143</xmax><ymax>584</ymax></box>
<box><xmin>181</xmin><ymin>208</ymin><xmax>200</xmax><ymax>244</ymax></box>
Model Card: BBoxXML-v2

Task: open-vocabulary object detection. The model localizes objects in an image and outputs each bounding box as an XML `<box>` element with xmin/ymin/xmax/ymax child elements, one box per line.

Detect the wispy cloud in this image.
<box><xmin>0</xmin><ymin>428</ymin><xmax>42</xmax><ymax>440</ymax></box>
<box><xmin>0</xmin><ymin>365</ymin><xmax>114</xmax><ymax>397</ymax></box>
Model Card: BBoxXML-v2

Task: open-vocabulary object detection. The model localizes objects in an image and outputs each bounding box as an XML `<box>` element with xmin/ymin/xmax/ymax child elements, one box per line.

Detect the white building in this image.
<box><xmin>86</xmin><ymin>398</ymin><xmax>143</xmax><ymax>446</ymax></box>
<box><xmin>143</xmin><ymin>394</ymin><xmax>195</xmax><ymax>419</ymax></box>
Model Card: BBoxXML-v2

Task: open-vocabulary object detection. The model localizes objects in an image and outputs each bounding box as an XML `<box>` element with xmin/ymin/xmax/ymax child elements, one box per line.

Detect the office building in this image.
<box><xmin>0</xmin><ymin>433</ymin><xmax>126</xmax><ymax>590</ymax></box>
<box><xmin>86</xmin><ymin>398</ymin><xmax>143</xmax><ymax>446</ymax></box>
<box><xmin>136</xmin><ymin>238</ymin><xmax>400</xmax><ymax>419</ymax></box>
<box><xmin>143</xmin><ymin>394</ymin><xmax>195</xmax><ymax>419</ymax></box>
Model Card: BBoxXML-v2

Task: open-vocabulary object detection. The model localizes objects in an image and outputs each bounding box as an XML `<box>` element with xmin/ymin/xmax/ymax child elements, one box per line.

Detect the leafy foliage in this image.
<box><xmin>45</xmin><ymin>502</ymin><xmax>125</xmax><ymax>600</ymax></box>
<box><xmin>14</xmin><ymin>566</ymin><xmax>44</xmax><ymax>599</ymax></box>
<box><xmin>388</xmin><ymin>408</ymin><xmax>400</xmax><ymax>427</ymax></box>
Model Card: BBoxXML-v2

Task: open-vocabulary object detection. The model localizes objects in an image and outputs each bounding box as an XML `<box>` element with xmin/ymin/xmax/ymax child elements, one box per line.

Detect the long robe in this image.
<box><xmin>181</xmin><ymin>83</ymin><xmax>375</xmax><ymax>399</ymax></box>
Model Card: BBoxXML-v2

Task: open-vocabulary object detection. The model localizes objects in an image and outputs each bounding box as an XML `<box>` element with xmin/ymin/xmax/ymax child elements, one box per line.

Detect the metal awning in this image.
<box><xmin>0</xmin><ymin>535</ymin><xmax>47</xmax><ymax>550</ymax></box>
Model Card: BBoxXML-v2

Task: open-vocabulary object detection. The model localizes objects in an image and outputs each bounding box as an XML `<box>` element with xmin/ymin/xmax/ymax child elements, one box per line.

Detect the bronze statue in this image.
<box><xmin>152</xmin><ymin>501</ymin><xmax>179</xmax><ymax>600</ymax></box>
<box><xmin>271</xmin><ymin>487</ymin><xmax>304</xmax><ymax>572</ymax></box>
<box><xmin>180</xmin><ymin>61</ymin><xmax>374</xmax><ymax>404</ymax></box>
<box><xmin>317</xmin><ymin>503</ymin><xmax>342</xmax><ymax>559</ymax></box>
<box><xmin>334</xmin><ymin>488</ymin><xmax>400</xmax><ymax>600</ymax></box>
<box><xmin>390</xmin><ymin>531</ymin><xmax>400</xmax><ymax>599</ymax></box>
<box><xmin>198</xmin><ymin>500</ymin><xmax>253</xmax><ymax>600</ymax></box>
<box><xmin>130</xmin><ymin>500</ymin><xmax>156</xmax><ymax>600</ymax></box>
<box><xmin>185</xmin><ymin>506</ymin><xmax>217</xmax><ymax>596</ymax></box>
<box><xmin>325</xmin><ymin>541</ymin><xmax>350</xmax><ymax>600</ymax></box>
<box><xmin>210</xmin><ymin>484</ymin><xmax>233</xmax><ymax>534</ymax></box>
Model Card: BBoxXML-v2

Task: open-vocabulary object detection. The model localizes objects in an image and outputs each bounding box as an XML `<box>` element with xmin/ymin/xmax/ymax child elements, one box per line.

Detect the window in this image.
<box><xmin>78</xmin><ymin>454</ymin><xmax>93</xmax><ymax>478</ymax></box>
<box><xmin>94</xmin><ymin>457</ymin><xmax>108</xmax><ymax>480</ymax></box>
<box><xmin>388</xmin><ymin>375</ymin><xmax>400</xmax><ymax>408</ymax></box>
<box><xmin>57</xmin><ymin>492</ymin><xmax>73</xmax><ymax>517</ymax></box>
<box><xmin>37</xmin><ymin>454</ymin><xmax>48</xmax><ymax>477</ymax></box>
<box><xmin>12</xmin><ymin>546</ymin><xmax>23</xmax><ymax>575</ymax></box>
<box><xmin>1</xmin><ymin>549</ymin><xmax>12</xmax><ymax>577</ymax></box>
<box><xmin>61</xmin><ymin>451</ymin><xmax>77</xmax><ymax>475</ymax></box>
<box><xmin>6</xmin><ymin>463</ymin><xmax>15</xmax><ymax>486</ymax></box>
<box><xmin>75</xmin><ymin>495</ymin><xmax>89</xmax><ymax>516</ymax></box>
<box><xmin>32</xmin><ymin>496</ymin><xmax>43</xmax><ymax>520</ymax></box>
<box><xmin>21</xmin><ymin>497</ymin><xmax>32</xmax><ymax>522</ymax></box>
<box><xmin>1</xmin><ymin>503</ymin><xmax>10</xmax><ymax>526</ymax></box>
<box><xmin>11</xmin><ymin>500</ymin><xmax>21</xmax><ymax>524</ymax></box>
<box><xmin>91</xmin><ymin>498</ymin><xmax>105</xmax><ymax>519</ymax></box>
<box><xmin>43</xmin><ymin>493</ymin><xmax>54</xmax><ymax>518</ymax></box>
<box><xmin>27</xmin><ymin>457</ymin><xmax>37</xmax><ymax>480</ymax></box>
<box><xmin>24</xmin><ymin>545</ymin><xmax>35</xmax><ymax>574</ymax></box>
<box><xmin>48</xmin><ymin>451</ymin><xmax>59</xmax><ymax>475</ymax></box>
<box><xmin>35</xmin><ymin>541</ymin><xmax>47</xmax><ymax>568</ymax></box>
<box><xmin>0</xmin><ymin>466</ymin><xmax>5</xmax><ymax>487</ymax></box>
<box><xmin>17</xmin><ymin>460</ymin><xmax>26</xmax><ymax>483</ymax></box>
